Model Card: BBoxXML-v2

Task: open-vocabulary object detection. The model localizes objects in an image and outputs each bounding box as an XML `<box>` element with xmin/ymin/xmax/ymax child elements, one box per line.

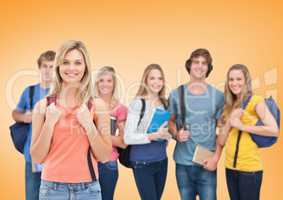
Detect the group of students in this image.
<box><xmin>12</xmin><ymin>40</ymin><xmax>279</xmax><ymax>200</ymax></box>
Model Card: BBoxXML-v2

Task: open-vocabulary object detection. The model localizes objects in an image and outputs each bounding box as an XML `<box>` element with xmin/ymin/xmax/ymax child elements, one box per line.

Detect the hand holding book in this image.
<box><xmin>146</xmin><ymin>108</ymin><xmax>172</xmax><ymax>141</ymax></box>
<box><xmin>192</xmin><ymin>145</ymin><xmax>217</xmax><ymax>171</ymax></box>
<box><xmin>203</xmin><ymin>156</ymin><xmax>218</xmax><ymax>171</ymax></box>
<box><xmin>148</xmin><ymin>122</ymin><xmax>172</xmax><ymax>141</ymax></box>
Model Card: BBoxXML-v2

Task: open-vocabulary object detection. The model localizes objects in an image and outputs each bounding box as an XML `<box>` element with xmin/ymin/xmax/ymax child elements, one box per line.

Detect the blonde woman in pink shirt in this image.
<box><xmin>30</xmin><ymin>40</ymin><xmax>112</xmax><ymax>200</ymax></box>
<box><xmin>94</xmin><ymin>66</ymin><xmax>128</xmax><ymax>200</ymax></box>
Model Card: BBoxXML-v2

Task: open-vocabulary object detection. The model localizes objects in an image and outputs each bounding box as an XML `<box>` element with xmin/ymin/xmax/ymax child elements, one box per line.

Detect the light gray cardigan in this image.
<box><xmin>124</xmin><ymin>98</ymin><xmax>162</xmax><ymax>145</ymax></box>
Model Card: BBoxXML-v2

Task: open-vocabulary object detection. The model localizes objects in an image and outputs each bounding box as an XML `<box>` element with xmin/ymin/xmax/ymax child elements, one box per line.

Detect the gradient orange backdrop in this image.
<box><xmin>0</xmin><ymin>0</ymin><xmax>282</xmax><ymax>199</ymax></box>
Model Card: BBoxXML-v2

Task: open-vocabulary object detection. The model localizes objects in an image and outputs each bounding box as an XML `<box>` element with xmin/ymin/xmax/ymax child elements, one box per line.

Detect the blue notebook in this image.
<box><xmin>146</xmin><ymin>108</ymin><xmax>171</xmax><ymax>133</ymax></box>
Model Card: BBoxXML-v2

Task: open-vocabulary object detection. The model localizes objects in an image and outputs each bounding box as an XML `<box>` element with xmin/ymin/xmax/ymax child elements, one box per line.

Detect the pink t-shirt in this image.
<box><xmin>42</xmin><ymin>102</ymin><xmax>99</xmax><ymax>183</ymax></box>
<box><xmin>110</xmin><ymin>103</ymin><xmax>128</xmax><ymax>161</ymax></box>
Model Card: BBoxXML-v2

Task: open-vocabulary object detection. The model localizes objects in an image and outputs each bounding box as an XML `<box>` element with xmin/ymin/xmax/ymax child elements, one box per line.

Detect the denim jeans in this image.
<box><xmin>131</xmin><ymin>158</ymin><xmax>168</xmax><ymax>200</ymax></box>
<box><xmin>25</xmin><ymin>161</ymin><xmax>41</xmax><ymax>200</ymax></box>
<box><xmin>226</xmin><ymin>168</ymin><xmax>263</xmax><ymax>200</ymax></box>
<box><xmin>98</xmin><ymin>161</ymin><xmax>118</xmax><ymax>200</ymax></box>
<box><xmin>39</xmin><ymin>180</ymin><xmax>102</xmax><ymax>200</ymax></box>
<box><xmin>176</xmin><ymin>164</ymin><xmax>216</xmax><ymax>200</ymax></box>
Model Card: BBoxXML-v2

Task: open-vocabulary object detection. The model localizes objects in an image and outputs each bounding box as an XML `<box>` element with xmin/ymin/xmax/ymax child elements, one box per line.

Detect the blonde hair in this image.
<box><xmin>136</xmin><ymin>64</ymin><xmax>167</xmax><ymax>105</ymax></box>
<box><xmin>94</xmin><ymin>66</ymin><xmax>119</xmax><ymax>100</ymax></box>
<box><xmin>50</xmin><ymin>40</ymin><xmax>93</xmax><ymax>103</ymax></box>
<box><xmin>221</xmin><ymin>64</ymin><xmax>253</xmax><ymax>123</ymax></box>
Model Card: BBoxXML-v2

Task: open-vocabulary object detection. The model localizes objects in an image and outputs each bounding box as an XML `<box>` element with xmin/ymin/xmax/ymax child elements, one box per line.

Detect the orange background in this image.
<box><xmin>0</xmin><ymin>0</ymin><xmax>282</xmax><ymax>199</ymax></box>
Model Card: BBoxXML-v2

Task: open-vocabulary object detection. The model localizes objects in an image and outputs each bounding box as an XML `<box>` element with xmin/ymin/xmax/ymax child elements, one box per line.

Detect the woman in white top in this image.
<box><xmin>124</xmin><ymin>64</ymin><xmax>171</xmax><ymax>200</ymax></box>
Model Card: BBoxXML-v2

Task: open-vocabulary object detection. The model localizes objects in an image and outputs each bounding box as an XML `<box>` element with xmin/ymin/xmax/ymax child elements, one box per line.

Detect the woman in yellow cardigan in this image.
<box><xmin>218</xmin><ymin>64</ymin><xmax>279</xmax><ymax>200</ymax></box>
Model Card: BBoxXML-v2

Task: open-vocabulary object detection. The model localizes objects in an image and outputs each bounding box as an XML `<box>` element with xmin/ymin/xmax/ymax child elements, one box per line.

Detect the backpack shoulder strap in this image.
<box><xmin>87</xmin><ymin>99</ymin><xmax>92</xmax><ymax>111</ymax></box>
<box><xmin>87</xmin><ymin>147</ymin><xmax>97</xmax><ymax>181</ymax></box>
<box><xmin>160</xmin><ymin>97</ymin><xmax>168</xmax><ymax>110</ymax></box>
<box><xmin>83</xmin><ymin>97</ymin><xmax>97</xmax><ymax>181</ymax></box>
<box><xmin>87</xmin><ymin>98</ymin><xmax>98</xmax><ymax>126</ymax></box>
<box><xmin>178</xmin><ymin>85</ymin><xmax>186</xmax><ymax>130</ymax></box>
<box><xmin>233</xmin><ymin>130</ymin><xmax>242</xmax><ymax>168</ymax></box>
<box><xmin>137</xmin><ymin>98</ymin><xmax>146</xmax><ymax>127</ymax></box>
<box><xmin>242</xmin><ymin>95</ymin><xmax>252</xmax><ymax>110</ymax></box>
<box><xmin>29</xmin><ymin>85</ymin><xmax>35</xmax><ymax>109</ymax></box>
<box><xmin>233</xmin><ymin>95</ymin><xmax>253</xmax><ymax>168</ymax></box>
<box><xmin>46</xmin><ymin>95</ymin><xmax>56</xmax><ymax>106</ymax></box>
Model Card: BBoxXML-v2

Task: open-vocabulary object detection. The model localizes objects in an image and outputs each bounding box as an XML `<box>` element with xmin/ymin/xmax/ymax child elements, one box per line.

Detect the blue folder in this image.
<box><xmin>146</xmin><ymin>108</ymin><xmax>171</xmax><ymax>133</ymax></box>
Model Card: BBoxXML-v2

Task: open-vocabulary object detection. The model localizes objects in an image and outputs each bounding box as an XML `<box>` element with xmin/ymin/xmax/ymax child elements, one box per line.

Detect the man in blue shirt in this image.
<box><xmin>11</xmin><ymin>50</ymin><xmax>55</xmax><ymax>200</ymax></box>
<box><xmin>168</xmin><ymin>49</ymin><xmax>224</xmax><ymax>200</ymax></box>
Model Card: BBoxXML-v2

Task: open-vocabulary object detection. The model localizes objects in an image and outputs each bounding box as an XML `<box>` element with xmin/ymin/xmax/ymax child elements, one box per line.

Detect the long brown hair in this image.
<box><xmin>221</xmin><ymin>64</ymin><xmax>253</xmax><ymax>123</ymax></box>
<box><xmin>136</xmin><ymin>64</ymin><xmax>167</xmax><ymax>107</ymax></box>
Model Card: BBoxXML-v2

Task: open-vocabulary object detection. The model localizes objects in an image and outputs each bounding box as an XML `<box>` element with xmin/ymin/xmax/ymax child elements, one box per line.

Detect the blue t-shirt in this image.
<box><xmin>168</xmin><ymin>84</ymin><xmax>224</xmax><ymax>166</ymax></box>
<box><xmin>16</xmin><ymin>83</ymin><xmax>50</xmax><ymax>167</ymax></box>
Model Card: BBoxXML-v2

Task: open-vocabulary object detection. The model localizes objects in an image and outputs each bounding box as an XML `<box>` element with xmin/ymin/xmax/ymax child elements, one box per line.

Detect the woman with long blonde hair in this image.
<box><xmin>124</xmin><ymin>64</ymin><xmax>171</xmax><ymax>200</ymax></box>
<box><xmin>218</xmin><ymin>64</ymin><xmax>279</xmax><ymax>200</ymax></box>
<box><xmin>94</xmin><ymin>66</ymin><xmax>128</xmax><ymax>200</ymax></box>
<box><xmin>30</xmin><ymin>40</ymin><xmax>112</xmax><ymax>200</ymax></box>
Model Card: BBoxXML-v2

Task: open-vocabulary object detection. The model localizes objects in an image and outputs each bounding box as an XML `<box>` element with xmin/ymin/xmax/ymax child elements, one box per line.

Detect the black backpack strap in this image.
<box><xmin>160</xmin><ymin>97</ymin><xmax>168</xmax><ymax>110</ymax></box>
<box><xmin>178</xmin><ymin>85</ymin><xmax>186</xmax><ymax>130</ymax></box>
<box><xmin>87</xmin><ymin>148</ymin><xmax>97</xmax><ymax>181</ymax></box>
<box><xmin>138</xmin><ymin>98</ymin><xmax>146</xmax><ymax>127</ymax></box>
<box><xmin>233</xmin><ymin>130</ymin><xmax>243</xmax><ymax>168</ymax></box>
<box><xmin>29</xmin><ymin>85</ymin><xmax>35</xmax><ymax>110</ymax></box>
<box><xmin>86</xmin><ymin>98</ymin><xmax>97</xmax><ymax>181</ymax></box>
<box><xmin>233</xmin><ymin>95</ymin><xmax>252</xmax><ymax>168</ymax></box>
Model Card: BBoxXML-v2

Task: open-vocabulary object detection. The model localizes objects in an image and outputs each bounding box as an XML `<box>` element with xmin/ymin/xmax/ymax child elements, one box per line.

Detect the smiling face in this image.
<box><xmin>190</xmin><ymin>56</ymin><xmax>209</xmax><ymax>80</ymax></box>
<box><xmin>59</xmin><ymin>49</ymin><xmax>86</xmax><ymax>84</ymax></box>
<box><xmin>97</xmin><ymin>72</ymin><xmax>114</xmax><ymax>96</ymax></box>
<box><xmin>228</xmin><ymin>69</ymin><xmax>246</xmax><ymax>97</ymax></box>
<box><xmin>146</xmin><ymin>69</ymin><xmax>164</xmax><ymax>95</ymax></box>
